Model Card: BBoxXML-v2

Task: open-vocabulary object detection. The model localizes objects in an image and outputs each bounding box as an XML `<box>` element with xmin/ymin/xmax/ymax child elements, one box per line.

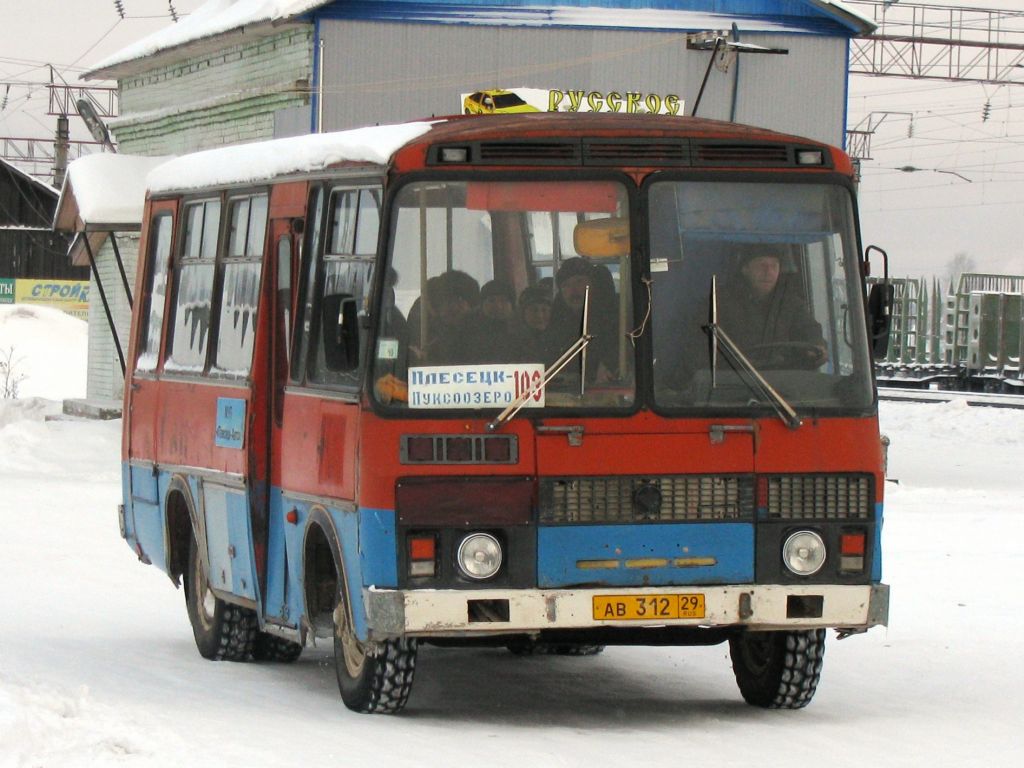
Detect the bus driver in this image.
<box><xmin>714</xmin><ymin>247</ymin><xmax>828</xmax><ymax>370</ymax></box>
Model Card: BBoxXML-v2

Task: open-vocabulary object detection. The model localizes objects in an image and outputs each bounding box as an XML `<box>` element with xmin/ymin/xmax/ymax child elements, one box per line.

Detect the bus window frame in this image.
<box><xmin>134</xmin><ymin>207</ymin><xmax>177</xmax><ymax>375</ymax></box>
<box><xmin>639</xmin><ymin>168</ymin><xmax>875</xmax><ymax>420</ymax></box>
<box><xmin>367</xmin><ymin>168</ymin><xmax>644</xmax><ymax>420</ymax></box>
<box><xmin>162</xmin><ymin>187</ymin><xmax>272</xmax><ymax>380</ymax></box>
<box><xmin>208</xmin><ymin>190</ymin><xmax>270</xmax><ymax>379</ymax></box>
<box><xmin>291</xmin><ymin>179</ymin><xmax>384</xmax><ymax>394</ymax></box>
<box><xmin>164</xmin><ymin>195</ymin><xmax>223</xmax><ymax>375</ymax></box>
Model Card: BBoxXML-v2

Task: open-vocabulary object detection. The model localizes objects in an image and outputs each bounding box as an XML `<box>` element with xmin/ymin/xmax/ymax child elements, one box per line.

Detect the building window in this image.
<box><xmin>136</xmin><ymin>214</ymin><xmax>173</xmax><ymax>371</ymax></box>
<box><xmin>168</xmin><ymin>199</ymin><xmax>220</xmax><ymax>371</ymax></box>
<box><xmin>214</xmin><ymin>194</ymin><xmax>268</xmax><ymax>374</ymax></box>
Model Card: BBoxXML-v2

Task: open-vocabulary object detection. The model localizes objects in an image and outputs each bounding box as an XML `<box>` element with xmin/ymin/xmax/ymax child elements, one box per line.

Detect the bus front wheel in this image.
<box><xmin>728</xmin><ymin>629</ymin><xmax>825</xmax><ymax>709</ymax></box>
<box><xmin>333</xmin><ymin>589</ymin><xmax>417</xmax><ymax>714</ymax></box>
<box><xmin>185</xmin><ymin>536</ymin><xmax>257</xmax><ymax>661</ymax></box>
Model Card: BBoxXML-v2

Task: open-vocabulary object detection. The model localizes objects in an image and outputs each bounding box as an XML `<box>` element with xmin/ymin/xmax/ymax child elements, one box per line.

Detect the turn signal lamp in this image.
<box><xmin>408</xmin><ymin>534</ymin><xmax>437</xmax><ymax>577</ymax></box>
<box><xmin>840</xmin><ymin>531</ymin><xmax>867</xmax><ymax>573</ymax></box>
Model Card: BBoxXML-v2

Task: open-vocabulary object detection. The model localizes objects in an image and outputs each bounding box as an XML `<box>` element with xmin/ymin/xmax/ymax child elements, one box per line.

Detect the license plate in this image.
<box><xmin>593</xmin><ymin>594</ymin><xmax>706</xmax><ymax>621</ymax></box>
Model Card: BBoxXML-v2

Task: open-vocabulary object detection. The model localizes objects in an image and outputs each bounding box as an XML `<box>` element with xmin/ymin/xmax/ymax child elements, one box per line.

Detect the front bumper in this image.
<box><xmin>366</xmin><ymin>582</ymin><xmax>890</xmax><ymax>638</ymax></box>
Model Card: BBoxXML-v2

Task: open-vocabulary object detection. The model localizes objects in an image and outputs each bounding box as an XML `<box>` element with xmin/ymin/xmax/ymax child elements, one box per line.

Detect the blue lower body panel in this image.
<box><xmin>537</xmin><ymin>523</ymin><xmax>755</xmax><ymax>588</ymax></box>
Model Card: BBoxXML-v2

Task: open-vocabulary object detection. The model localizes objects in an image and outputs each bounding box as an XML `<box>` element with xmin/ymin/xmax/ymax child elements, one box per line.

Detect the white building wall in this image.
<box><xmin>318</xmin><ymin>21</ymin><xmax>848</xmax><ymax>146</ymax></box>
<box><xmin>86</xmin><ymin>236</ymin><xmax>137</xmax><ymax>402</ymax></box>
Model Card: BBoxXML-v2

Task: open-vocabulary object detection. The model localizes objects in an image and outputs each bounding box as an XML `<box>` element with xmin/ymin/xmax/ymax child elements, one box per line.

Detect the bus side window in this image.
<box><xmin>308</xmin><ymin>186</ymin><xmax>380</xmax><ymax>388</ymax></box>
<box><xmin>213</xmin><ymin>193</ymin><xmax>267</xmax><ymax>375</ymax></box>
<box><xmin>167</xmin><ymin>199</ymin><xmax>220</xmax><ymax>372</ymax></box>
<box><xmin>136</xmin><ymin>213</ymin><xmax>174</xmax><ymax>371</ymax></box>
<box><xmin>291</xmin><ymin>186</ymin><xmax>325</xmax><ymax>383</ymax></box>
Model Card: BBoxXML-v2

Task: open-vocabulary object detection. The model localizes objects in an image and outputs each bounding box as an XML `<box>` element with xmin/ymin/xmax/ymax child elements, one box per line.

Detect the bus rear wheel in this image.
<box><xmin>185</xmin><ymin>536</ymin><xmax>257</xmax><ymax>661</ymax></box>
<box><xmin>728</xmin><ymin>629</ymin><xmax>825</xmax><ymax>709</ymax></box>
<box><xmin>333</xmin><ymin>589</ymin><xmax>417</xmax><ymax>714</ymax></box>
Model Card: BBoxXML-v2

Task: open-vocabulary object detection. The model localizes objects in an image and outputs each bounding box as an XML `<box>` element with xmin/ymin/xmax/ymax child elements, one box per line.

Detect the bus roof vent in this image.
<box><xmin>476</xmin><ymin>141</ymin><xmax>581</xmax><ymax>165</ymax></box>
<box><xmin>583</xmin><ymin>139</ymin><xmax>691</xmax><ymax>166</ymax></box>
<box><xmin>693</xmin><ymin>142</ymin><xmax>792</xmax><ymax>167</ymax></box>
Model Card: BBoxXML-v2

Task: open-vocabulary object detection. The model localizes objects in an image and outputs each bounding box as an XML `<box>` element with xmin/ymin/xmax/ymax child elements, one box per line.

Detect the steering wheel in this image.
<box><xmin>745</xmin><ymin>341</ymin><xmax>825</xmax><ymax>370</ymax></box>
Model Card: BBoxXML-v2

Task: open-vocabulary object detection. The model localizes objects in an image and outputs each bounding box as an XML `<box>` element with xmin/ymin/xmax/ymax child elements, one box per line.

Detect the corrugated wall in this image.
<box><xmin>318</xmin><ymin>21</ymin><xmax>847</xmax><ymax>146</ymax></box>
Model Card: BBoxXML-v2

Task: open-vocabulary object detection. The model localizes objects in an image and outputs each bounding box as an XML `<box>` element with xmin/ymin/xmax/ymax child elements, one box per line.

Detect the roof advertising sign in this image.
<box><xmin>462</xmin><ymin>87</ymin><xmax>683</xmax><ymax>115</ymax></box>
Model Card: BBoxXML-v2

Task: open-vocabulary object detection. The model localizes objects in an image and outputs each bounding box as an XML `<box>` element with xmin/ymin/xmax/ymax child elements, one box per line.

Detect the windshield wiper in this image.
<box><xmin>702</xmin><ymin>276</ymin><xmax>802</xmax><ymax>430</ymax></box>
<box><xmin>487</xmin><ymin>288</ymin><xmax>592</xmax><ymax>431</ymax></box>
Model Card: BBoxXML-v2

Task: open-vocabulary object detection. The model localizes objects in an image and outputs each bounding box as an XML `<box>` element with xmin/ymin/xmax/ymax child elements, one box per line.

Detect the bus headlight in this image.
<box><xmin>782</xmin><ymin>530</ymin><xmax>826</xmax><ymax>576</ymax></box>
<box><xmin>457</xmin><ymin>533</ymin><xmax>502</xmax><ymax>580</ymax></box>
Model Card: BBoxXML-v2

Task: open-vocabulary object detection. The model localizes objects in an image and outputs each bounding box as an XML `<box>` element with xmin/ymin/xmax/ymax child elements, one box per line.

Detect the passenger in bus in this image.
<box><xmin>511</xmin><ymin>284</ymin><xmax>554</xmax><ymax>363</ymax></box>
<box><xmin>480</xmin><ymin>280</ymin><xmax>516</xmax><ymax>334</ymax></box>
<box><xmin>412</xmin><ymin>270</ymin><xmax>489</xmax><ymax>365</ymax></box>
<box><xmin>548</xmin><ymin>257</ymin><xmax>618</xmax><ymax>380</ymax></box>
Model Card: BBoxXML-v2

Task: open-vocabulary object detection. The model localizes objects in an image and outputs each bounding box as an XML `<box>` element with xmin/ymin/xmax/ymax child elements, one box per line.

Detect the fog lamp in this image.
<box><xmin>783</xmin><ymin>530</ymin><xmax>826</xmax><ymax>576</ymax></box>
<box><xmin>457</xmin><ymin>533</ymin><xmax>502</xmax><ymax>580</ymax></box>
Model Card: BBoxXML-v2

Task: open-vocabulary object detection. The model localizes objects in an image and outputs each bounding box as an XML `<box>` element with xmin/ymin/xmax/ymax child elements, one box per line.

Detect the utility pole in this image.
<box><xmin>53</xmin><ymin>115</ymin><xmax>70</xmax><ymax>189</ymax></box>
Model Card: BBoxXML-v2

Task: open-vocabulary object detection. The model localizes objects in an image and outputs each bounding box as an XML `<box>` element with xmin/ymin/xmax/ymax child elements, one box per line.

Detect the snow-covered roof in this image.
<box><xmin>54</xmin><ymin>154</ymin><xmax>174</xmax><ymax>231</ymax></box>
<box><xmin>145</xmin><ymin>121</ymin><xmax>433</xmax><ymax>194</ymax></box>
<box><xmin>0</xmin><ymin>157</ymin><xmax>58</xmax><ymax>199</ymax></box>
<box><xmin>88</xmin><ymin>0</ymin><xmax>326</xmax><ymax>75</ymax></box>
<box><xmin>87</xmin><ymin>1</ymin><xmax>874</xmax><ymax>78</ymax></box>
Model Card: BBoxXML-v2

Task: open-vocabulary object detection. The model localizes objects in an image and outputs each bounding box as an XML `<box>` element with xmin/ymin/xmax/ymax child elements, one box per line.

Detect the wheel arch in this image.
<box><xmin>164</xmin><ymin>474</ymin><xmax>203</xmax><ymax>589</ymax></box>
<box><xmin>302</xmin><ymin>506</ymin><xmax>355</xmax><ymax>642</ymax></box>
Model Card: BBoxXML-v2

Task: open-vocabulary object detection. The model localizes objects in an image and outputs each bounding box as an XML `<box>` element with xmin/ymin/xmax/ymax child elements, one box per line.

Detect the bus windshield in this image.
<box><xmin>648</xmin><ymin>180</ymin><xmax>874</xmax><ymax>413</ymax></box>
<box><xmin>373</xmin><ymin>179</ymin><xmax>636</xmax><ymax>412</ymax></box>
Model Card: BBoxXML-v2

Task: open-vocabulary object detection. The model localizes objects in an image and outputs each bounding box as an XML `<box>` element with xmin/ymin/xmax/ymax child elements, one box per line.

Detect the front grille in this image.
<box><xmin>540</xmin><ymin>475</ymin><xmax>754</xmax><ymax>524</ymax></box>
<box><xmin>693</xmin><ymin>142</ymin><xmax>791</xmax><ymax>166</ymax></box>
<box><xmin>477</xmin><ymin>141</ymin><xmax>580</xmax><ymax>164</ymax></box>
<box><xmin>765</xmin><ymin>474</ymin><xmax>873</xmax><ymax>520</ymax></box>
<box><xmin>583</xmin><ymin>139</ymin><xmax>690</xmax><ymax>166</ymax></box>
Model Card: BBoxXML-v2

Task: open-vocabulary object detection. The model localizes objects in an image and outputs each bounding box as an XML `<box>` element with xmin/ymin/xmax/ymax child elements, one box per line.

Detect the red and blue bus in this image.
<box><xmin>120</xmin><ymin>113</ymin><xmax>890</xmax><ymax>714</ymax></box>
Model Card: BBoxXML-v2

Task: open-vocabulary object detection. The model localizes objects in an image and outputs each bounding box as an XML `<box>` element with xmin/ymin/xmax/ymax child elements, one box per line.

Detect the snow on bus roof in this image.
<box><xmin>145</xmin><ymin>121</ymin><xmax>435</xmax><ymax>194</ymax></box>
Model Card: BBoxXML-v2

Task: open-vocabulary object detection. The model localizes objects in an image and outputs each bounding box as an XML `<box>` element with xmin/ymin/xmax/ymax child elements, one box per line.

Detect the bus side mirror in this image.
<box><xmin>864</xmin><ymin>245</ymin><xmax>892</xmax><ymax>360</ymax></box>
<box><xmin>867</xmin><ymin>282</ymin><xmax>894</xmax><ymax>359</ymax></box>
<box><xmin>321</xmin><ymin>294</ymin><xmax>360</xmax><ymax>371</ymax></box>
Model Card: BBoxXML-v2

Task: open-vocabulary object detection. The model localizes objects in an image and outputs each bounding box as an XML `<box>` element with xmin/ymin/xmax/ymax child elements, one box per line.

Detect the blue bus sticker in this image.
<box><xmin>215</xmin><ymin>398</ymin><xmax>246</xmax><ymax>449</ymax></box>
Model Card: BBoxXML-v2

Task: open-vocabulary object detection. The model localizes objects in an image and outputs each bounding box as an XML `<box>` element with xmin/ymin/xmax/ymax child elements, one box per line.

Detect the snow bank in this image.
<box><xmin>0</xmin><ymin>305</ymin><xmax>87</xmax><ymax>401</ymax></box>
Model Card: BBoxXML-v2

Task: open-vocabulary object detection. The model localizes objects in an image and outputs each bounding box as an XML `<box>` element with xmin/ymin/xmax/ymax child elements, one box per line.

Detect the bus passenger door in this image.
<box><xmin>263</xmin><ymin>183</ymin><xmax>308</xmax><ymax>628</ymax></box>
<box><xmin>123</xmin><ymin>200</ymin><xmax>177</xmax><ymax>569</ymax></box>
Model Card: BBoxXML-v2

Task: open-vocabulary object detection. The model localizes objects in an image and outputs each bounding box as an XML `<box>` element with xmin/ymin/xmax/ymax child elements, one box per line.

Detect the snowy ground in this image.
<box><xmin>1</xmin><ymin>305</ymin><xmax>1022</xmax><ymax>767</ymax></box>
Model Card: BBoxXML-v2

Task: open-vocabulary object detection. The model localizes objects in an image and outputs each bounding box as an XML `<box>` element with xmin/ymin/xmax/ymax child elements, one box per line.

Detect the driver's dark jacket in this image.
<box><xmin>716</xmin><ymin>277</ymin><xmax>824</xmax><ymax>353</ymax></box>
<box><xmin>660</xmin><ymin>275</ymin><xmax>824</xmax><ymax>389</ymax></box>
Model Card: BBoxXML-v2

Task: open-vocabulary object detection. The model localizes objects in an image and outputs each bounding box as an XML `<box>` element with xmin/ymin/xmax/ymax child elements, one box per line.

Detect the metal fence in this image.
<box><xmin>870</xmin><ymin>273</ymin><xmax>1024</xmax><ymax>391</ymax></box>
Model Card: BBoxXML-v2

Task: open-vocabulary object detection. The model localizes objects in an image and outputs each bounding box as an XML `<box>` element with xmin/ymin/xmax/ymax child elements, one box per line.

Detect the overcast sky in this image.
<box><xmin>2</xmin><ymin>0</ymin><xmax>1021</xmax><ymax>280</ymax></box>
